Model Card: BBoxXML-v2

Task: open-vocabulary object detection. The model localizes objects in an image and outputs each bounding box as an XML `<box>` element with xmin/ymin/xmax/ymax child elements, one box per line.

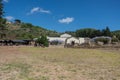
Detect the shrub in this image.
<box><xmin>95</xmin><ymin>38</ymin><xmax>110</xmax><ymax>44</ymax></box>
<box><xmin>111</xmin><ymin>37</ymin><xmax>119</xmax><ymax>42</ymax></box>
<box><xmin>36</xmin><ymin>35</ymin><xmax>49</xmax><ymax>47</ymax></box>
<box><xmin>50</xmin><ymin>40</ymin><xmax>62</xmax><ymax>45</ymax></box>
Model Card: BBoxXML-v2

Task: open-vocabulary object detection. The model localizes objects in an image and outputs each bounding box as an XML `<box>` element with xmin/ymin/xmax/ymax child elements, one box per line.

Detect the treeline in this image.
<box><xmin>65</xmin><ymin>27</ymin><xmax>120</xmax><ymax>40</ymax></box>
<box><xmin>76</xmin><ymin>27</ymin><xmax>111</xmax><ymax>38</ymax></box>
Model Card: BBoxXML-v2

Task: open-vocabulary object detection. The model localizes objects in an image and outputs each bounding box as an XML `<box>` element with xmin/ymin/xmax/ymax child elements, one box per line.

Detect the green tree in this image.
<box><xmin>36</xmin><ymin>35</ymin><xmax>49</xmax><ymax>47</ymax></box>
<box><xmin>0</xmin><ymin>18</ymin><xmax>7</xmax><ymax>38</ymax></box>
<box><xmin>0</xmin><ymin>0</ymin><xmax>4</xmax><ymax>18</ymax></box>
<box><xmin>111</xmin><ymin>30</ymin><xmax>120</xmax><ymax>41</ymax></box>
<box><xmin>14</xmin><ymin>19</ymin><xmax>21</xmax><ymax>24</ymax></box>
<box><xmin>102</xmin><ymin>27</ymin><xmax>111</xmax><ymax>36</ymax></box>
<box><xmin>0</xmin><ymin>0</ymin><xmax>7</xmax><ymax>39</ymax></box>
<box><xmin>76</xmin><ymin>28</ymin><xmax>99</xmax><ymax>38</ymax></box>
<box><xmin>95</xmin><ymin>37</ymin><xmax>110</xmax><ymax>44</ymax></box>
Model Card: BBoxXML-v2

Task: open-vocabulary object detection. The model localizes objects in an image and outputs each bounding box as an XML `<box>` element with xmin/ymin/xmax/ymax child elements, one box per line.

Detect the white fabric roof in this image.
<box><xmin>60</xmin><ymin>33</ymin><xmax>72</xmax><ymax>38</ymax></box>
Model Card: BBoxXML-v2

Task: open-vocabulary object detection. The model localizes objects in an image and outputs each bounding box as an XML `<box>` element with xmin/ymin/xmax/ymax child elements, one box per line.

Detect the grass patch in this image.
<box><xmin>0</xmin><ymin>62</ymin><xmax>31</xmax><ymax>78</ymax></box>
<box><xmin>0</xmin><ymin>46</ymin><xmax>120</xmax><ymax>80</ymax></box>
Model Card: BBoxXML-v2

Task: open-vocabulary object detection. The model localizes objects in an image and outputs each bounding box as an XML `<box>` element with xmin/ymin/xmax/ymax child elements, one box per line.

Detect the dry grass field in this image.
<box><xmin>0</xmin><ymin>46</ymin><xmax>120</xmax><ymax>80</ymax></box>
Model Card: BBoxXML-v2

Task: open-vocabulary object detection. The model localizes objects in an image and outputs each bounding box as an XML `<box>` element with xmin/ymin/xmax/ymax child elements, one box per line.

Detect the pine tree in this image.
<box><xmin>105</xmin><ymin>26</ymin><xmax>111</xmax><ymax>36</ymax></box>
<box><xmin>102</xmin><ymin>27</ymin><xmax>111</xmax><ymax>37</ymax></box>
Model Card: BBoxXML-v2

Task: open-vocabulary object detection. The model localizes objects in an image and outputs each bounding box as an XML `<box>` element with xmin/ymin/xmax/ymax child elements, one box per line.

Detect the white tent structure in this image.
<box><xmin>65</xmin><ymin>37</ymin><xmax>85</xmax><ymax>45</ymax></box>
<box><xmin>47</xmin><ymin>37</ymin><xmax>66</xmax><ymax>43</ymax></box>
<box><xmin>46</xmin><ymin>33</ymin><xmax>86</xmax><ymax>45</ymax></box>
<box><xmin>79</xmin><ymin>38</ymin><xmax>85</xmax><ymax>44</ymax></box>
<box><xmin>47</xmin><ymin>33</ymin><xmax>72</xmax><ymax>43</ymax></box>
<box><xmin>60</xmin><ymin>33</ymin><xmax>72</xmax><ymax>38</ymax></box>
<box><xmin>66</xmin><ymin>37</ymin><xmax>79</xmax><ymax>45</ymax></box>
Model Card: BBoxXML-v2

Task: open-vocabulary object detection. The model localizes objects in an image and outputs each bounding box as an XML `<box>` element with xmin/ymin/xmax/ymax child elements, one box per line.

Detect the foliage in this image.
<box><xmin>76</xmin><ymin>27</ymin><xmax>111</xmax><ymax>38</ymax></box>
<box><xmin>0</xmin><ymin>18</ymin><xmax>6</xmax><ymax>29</ymax></box>
<box><xmin>14</xmin><ymin>19</ymin><xmax>21</xmax><ymax>24</ymax></box>
<box><xmin>111</xmin><ymin>37</ymin><xmax>119</xmax><ymax>42</ymax></box>
<box><xmin>94</xmin><ymin>38</ymin><xmax>110</xmax><ymax>44</ymax></box>
<box><xmin>0</xmin><ymin>1</ymin><xmax>7</xmax><ymax>39</ymax></box>
<box><xmin>0</xmin><ymin>0</ymin><xmax>4</xmax><ymax>18</ymax></box>
<box><xmin>111</xmin><ymin>30</ymin><xmax>120</xmax><ymax>41</ymax></box>
<box><xmin>36</xmin><ymin>35</ymin><xmax>49</xmax><ymax>47</ymax></box>
<box><xmin>76</xmin><ymin>28</ymin><xmax>99</xmax><ymax>38</ymax></box>
<box><xmin>102</xmin><ymin>27</ymin><xmax>111</xmax><ymax>36</ymax></box>
<box><xmin>50</xmin><ymin>40</ymin><xmax>62</xmax><ymax>45</ymax></box>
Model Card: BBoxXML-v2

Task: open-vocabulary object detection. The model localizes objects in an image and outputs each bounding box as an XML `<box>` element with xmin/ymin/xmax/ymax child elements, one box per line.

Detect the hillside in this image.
<box><xmin>3</xmin><ymin>21</ymin><xmax>120</xmax><ymax>40</ymax></box>
<box><xmin>5</xmin><ymin>23</ymin><xmax>60</xmax><ymax>40</ymax></box>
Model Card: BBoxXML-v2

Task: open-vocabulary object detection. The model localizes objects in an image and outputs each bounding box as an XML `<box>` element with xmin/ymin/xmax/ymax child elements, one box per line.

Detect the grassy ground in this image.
<box><xmin>0</xmin><ymin>46</ymin><xmax>120</xmax><ymax>80</ymax></box>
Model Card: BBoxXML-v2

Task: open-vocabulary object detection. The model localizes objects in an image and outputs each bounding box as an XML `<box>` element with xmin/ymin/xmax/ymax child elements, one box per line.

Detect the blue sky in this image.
<box><xmin>3</xmin><ymin>0</ymin><xmax>120</xmax><ymax>32</ymax></box>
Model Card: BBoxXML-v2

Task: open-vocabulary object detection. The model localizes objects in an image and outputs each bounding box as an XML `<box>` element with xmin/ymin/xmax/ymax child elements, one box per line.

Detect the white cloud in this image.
<box><xmin>28</xmin><ymin>7</ymin><xmax>51</xmax><ymax>15</ymax></box>
<box><xmin>39</xmin><ymin>8</ymin><xmax>51</xmax><ymax>14</ymax></box>
<box><xmin>58</xmin><ymin>17</ymin><xmax>74</xmax><ymax>24</ymax></box>
<box><xmin>3</xmin><ymin>0</ymin><xmax>9</xmax><ymax>2</ymax></box>
<box><xmin>31</xmin><ymin>7</ymin><xmax>40</xmax><ymax>14</ymax></box>
<box><xmin>5</xmin><ymin>16</ymin><xmax>14</xmax><ymax>21</ymax></box>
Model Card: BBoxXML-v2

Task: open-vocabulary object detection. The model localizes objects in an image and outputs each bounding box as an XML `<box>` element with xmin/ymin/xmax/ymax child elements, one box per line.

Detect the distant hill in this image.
<box><xmin>5</xmin><ymin>22</ymin><xmax>60</xmax><ymax>40</ymax></box>
<box><xmin>4</xmin><ymin>22</ymin><xmax>120</xmax><ymax>40</ymax></box>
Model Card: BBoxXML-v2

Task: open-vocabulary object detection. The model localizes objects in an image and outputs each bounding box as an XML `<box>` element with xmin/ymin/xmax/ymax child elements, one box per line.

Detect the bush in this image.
<box><xmin>95</xmin><ymin>38</ymin><xmax>110</xmax><ymax>44</ymax></box>
<box><xmin>111</xmin><ymin>37</ymin><xmax>119</xmax><ymax>42</ymax></box>
<box><xmin>50</xmin><ymin>40</ymin><xmax>62</xmax><ymax>45</ymax></box>
<box><xmin>36</xmin><ymin>35</ymin><xmax>49</xmax><ymax>47</ymax></box>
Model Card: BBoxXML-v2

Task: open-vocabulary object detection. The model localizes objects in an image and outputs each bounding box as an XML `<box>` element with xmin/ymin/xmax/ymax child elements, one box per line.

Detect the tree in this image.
<box><xmin>76</xmin><ymin>28</ymin><xmax>98</xmax><ymax>38</ymax></box>
<box><xmin>76</xmin><ymin>27</ymin><xmax>112</xmax><ymax>38</ymax></box>
<box><xmin>14</xmin><ymin>19</ymin><xmax>21</xmax><ymax>24</ymax></box>
<box><xmin>36</xmin><ymin>35</ymin><xmax>49</xmax><ymax>47</ymax></box>
<box><xmin>111</xmin><ymin>30</ymin><xmax>120</xmax><ymax>41</ymax></box>
<box><xmin>0</xmin><ymin>18</ymin><xmax>7</xmax><ymax>38</ymax></box>
<box><xmin>0</xmin><ymin>0</ymin><xmax>4</xmax><ymax>18</ymax></box>
<box><xmin>0</xmin><ymin>0</ymin><xmax>7</xmax><ymax>39</ymax></box>
<box><xmin>102</xmin><ymin>26</ymin><xmax>111</xmax><ymax>36</ymax></box>
<box><xmin>95</xmin><ymin>37</ymin><xmax>110</xmax><ymax>44</ymax></box>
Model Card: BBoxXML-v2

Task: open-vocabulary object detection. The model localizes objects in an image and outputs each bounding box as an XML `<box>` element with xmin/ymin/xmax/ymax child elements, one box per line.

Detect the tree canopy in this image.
<box><xmin>0</xmin><ymin>0</ymin><xmax>7</xmax><ymax>39</ymax></box>
<box><xmin>76</xmin><ymin>27</ymin><xmax>112</xmax><ymax>38</ymax></box>
<box><xmin>76</xmin><ymin>28</ymin><xmax>101</xmax><ymax>38</ymax></box>
<box><xmin>0</xmin><ymin>0</ymin><xmax>4</xmax><ymax>18</ymax></box>
<box><xmin>36</xmin><ymin>35</ymin><xmax>49</xmax><ymax>47</ymax></box>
